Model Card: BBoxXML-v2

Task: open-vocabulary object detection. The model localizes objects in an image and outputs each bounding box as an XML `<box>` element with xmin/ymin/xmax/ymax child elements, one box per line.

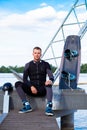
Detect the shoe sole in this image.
<box><xmin>19</xmin><ymin>109</ymin><xmax>32</xmax><ymax>113</ymax></box>
<box><xmin>45</xmin><ymin>112</ymin><xmax>54</xmax><ymax>116</ymax></box>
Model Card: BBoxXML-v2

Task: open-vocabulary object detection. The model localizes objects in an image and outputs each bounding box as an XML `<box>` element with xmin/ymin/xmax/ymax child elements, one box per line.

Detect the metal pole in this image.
<box><xmin>3</xmin><ymin>90</ymin><xmax>9</xmax><ymax>113</ymax></box>
<box><xmin>61</xmin><ymin>112</ymin><xmax>74</xmax><ymax>130</ymax></box>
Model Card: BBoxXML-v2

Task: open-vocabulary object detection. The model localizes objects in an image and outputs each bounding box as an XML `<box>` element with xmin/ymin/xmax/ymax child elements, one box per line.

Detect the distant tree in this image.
<box><xmin>9</xmin><ymin>66</ymin><xmax>24</xmax><ymax>73</ymax></box>
<box><xmin>80</xmin><ymin>64</ymin><xmax>87</xmax><ymax>73</ymax></box>
<box><xmin>0</xmin><ymin>63</ymin><xmax>87</xmax><ymax>73</ymax></box>
<box><xmin>0</xmin><ymin>66</ymin><xmax>10</xmax><ymax>73</ymax></box>
<box><xmin>50</xmin><ymin>64</ymin><xmax>57</xmax><ymax>73</ymax></box>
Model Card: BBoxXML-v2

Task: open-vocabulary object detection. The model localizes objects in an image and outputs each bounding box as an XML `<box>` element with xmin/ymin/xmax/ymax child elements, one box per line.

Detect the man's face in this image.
<box><xmin>33</xmin><ymin>49</ymin><xmax>41</xmax><ymax>61</ymax></box>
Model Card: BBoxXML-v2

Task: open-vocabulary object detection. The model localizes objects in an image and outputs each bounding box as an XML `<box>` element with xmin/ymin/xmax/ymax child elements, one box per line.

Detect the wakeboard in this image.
<box><xmin>59</xmin><ymin>35</ymin><xmax>81</xmax><ymax>89</ymax></box>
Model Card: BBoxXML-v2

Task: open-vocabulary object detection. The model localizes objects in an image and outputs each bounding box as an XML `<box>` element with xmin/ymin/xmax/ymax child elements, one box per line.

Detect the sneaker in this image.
<box><xmin>45</xmin><ymin>102</ymin><xmax>54</xmax><ymax>116</ymax></box>
<box><xmin>19</xmin><ymin>104</ymin><xmax>32</xmax><ymax>113</ymax></box>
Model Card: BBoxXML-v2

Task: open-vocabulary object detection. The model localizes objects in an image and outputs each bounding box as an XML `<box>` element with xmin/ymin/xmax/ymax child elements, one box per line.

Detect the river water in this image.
<box><xmin>0</xmin><ymin>73</ymin><xmax>87</xmax><ymax>130</ymax></box>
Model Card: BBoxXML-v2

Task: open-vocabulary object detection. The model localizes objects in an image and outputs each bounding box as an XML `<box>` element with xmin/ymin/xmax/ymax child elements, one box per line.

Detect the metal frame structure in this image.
<box><xmin>41</xmin><ymin>0</ymin><xmax>87</xmax><ymax>82</ymax></box>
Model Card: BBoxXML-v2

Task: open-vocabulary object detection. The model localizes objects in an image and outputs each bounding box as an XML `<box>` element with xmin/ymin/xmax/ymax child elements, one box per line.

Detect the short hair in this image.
<box><xmin>33</xmin><ymin>46</ymin><xmax>42</xmax><ymax>52</ymax></box>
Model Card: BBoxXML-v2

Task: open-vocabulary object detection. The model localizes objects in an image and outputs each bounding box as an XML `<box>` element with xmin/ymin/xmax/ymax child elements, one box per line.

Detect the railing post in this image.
<box><xmin>0</xmin><ymin>82</ymin><xmax>13</xmax><ymax>124</ymax></box>
<box><xmin>3</xmin><ymin>90</ymin><xmax>9</xmax><ymax>113</ymax></box>
<box><xmin>61</xmin><ymin>112</ymin><xmax>74</xmax><ymax>130</ymax></box>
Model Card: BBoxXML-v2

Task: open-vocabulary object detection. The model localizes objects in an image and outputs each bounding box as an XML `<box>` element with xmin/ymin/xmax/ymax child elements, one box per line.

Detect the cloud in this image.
<box><xmin>0</xmin><ymin>6</ymin><xmax>65</xmax><ymax>31</ymax></box>
<box><xmin>0</xmin><ymin>4</ymin><xmax>87</xmax><ymax>67</ymax></box>
<box><xmin>40</xmin><ymin>3</ymin><xmax>48</xmax><ymax>7</ymax></box>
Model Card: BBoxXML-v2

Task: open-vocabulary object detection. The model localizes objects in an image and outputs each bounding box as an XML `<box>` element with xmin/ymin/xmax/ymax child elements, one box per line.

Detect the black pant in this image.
<box><xmin>15</xmin><ymin>81</ymin><xmax>53</xmax><ymax>102</ymax></box>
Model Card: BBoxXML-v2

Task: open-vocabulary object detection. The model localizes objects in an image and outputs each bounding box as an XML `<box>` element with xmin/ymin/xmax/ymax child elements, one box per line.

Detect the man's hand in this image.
<box><xmin>45</xmin><ymin>80</ymin><xmax>53</xmax><ymax>86</ymax></box>
<box><xmin>31</xmin><ymin>86</ymin><xmax>38</xmax><ymax>94</ymax></box>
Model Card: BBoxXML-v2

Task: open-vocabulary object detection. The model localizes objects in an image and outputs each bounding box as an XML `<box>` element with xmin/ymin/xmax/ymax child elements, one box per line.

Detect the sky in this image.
<box><xmin>0</xmin><ymin>0</ymin><xmax>87</xmax><ymax>67</ymax></box>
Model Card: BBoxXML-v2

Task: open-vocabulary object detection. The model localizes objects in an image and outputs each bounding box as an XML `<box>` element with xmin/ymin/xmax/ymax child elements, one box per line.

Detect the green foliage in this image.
<box><xmin>0</xmin><ymin>64</ymin><xmax>87</xmax><ymax>73</ymax></box>
<box><xmin>80</xmin><ymin>64</ymin><xmax>87</xmax><ymax>73</ymax></box>
<box><xmin>9</xmin><ymin>66</ymin><xmax>24</xmax><ymax>73</ymax></box>
<box><xmin>0</xmin><ymin>66</ymin><xmax>10</xmax><ymax>73</ymax></box>
<box><xmin>0</xmin><ymin>66</ymin><xmax>24</xmax><ymax>73</ymax></box>
<box><xmin>50</xmin><ymin>64</ymin><xmax>57</xmax><ymax>73</ymax></box>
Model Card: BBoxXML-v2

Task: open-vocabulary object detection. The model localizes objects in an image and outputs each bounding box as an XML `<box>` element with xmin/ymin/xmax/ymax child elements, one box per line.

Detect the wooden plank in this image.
<box><xmin>0</xmin><ymin>113</ymin><xmax>8</xmax><ymax>124</ymax></box>
<box><xmin>0</xmin><ymin>110</ymin><xmax>59</xmax><ymax>130</ymax></box>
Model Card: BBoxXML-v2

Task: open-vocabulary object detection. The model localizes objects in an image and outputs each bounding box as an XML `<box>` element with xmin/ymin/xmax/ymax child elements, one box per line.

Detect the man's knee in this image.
<box><xmin>15</xmin><ymin>81</ymin><xmax>23</xmax><ymax>88</ymax></box>
<box><xmin>46</xmin><ymin>85</ymin><xmax>52</xmax><ymax>88</ymax></box>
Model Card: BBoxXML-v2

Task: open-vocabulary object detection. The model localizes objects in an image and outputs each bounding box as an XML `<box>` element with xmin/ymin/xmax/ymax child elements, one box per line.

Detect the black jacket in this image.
<box><xmin>23</xmin><ymin>60</ymin><xmax>54</xmax><ymax>87</ymax></box>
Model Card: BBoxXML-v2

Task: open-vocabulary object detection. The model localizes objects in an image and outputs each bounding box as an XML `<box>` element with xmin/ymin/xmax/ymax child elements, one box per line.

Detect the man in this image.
<box><xmin>15</xmin><ymin>46</ymin><xmax>54</xmax><ymax>116</ymax></box>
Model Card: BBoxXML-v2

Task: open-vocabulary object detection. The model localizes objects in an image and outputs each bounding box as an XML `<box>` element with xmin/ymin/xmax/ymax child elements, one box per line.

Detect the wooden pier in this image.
<box><xmin>0</xmin><ymin>110</ymin><xmax>59</xmax><ymax>130</ymax></box>
<box><xmin>0</xmin><ymin>87</ymin><xmax>87</xmax><ymax>130</ymax></box>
